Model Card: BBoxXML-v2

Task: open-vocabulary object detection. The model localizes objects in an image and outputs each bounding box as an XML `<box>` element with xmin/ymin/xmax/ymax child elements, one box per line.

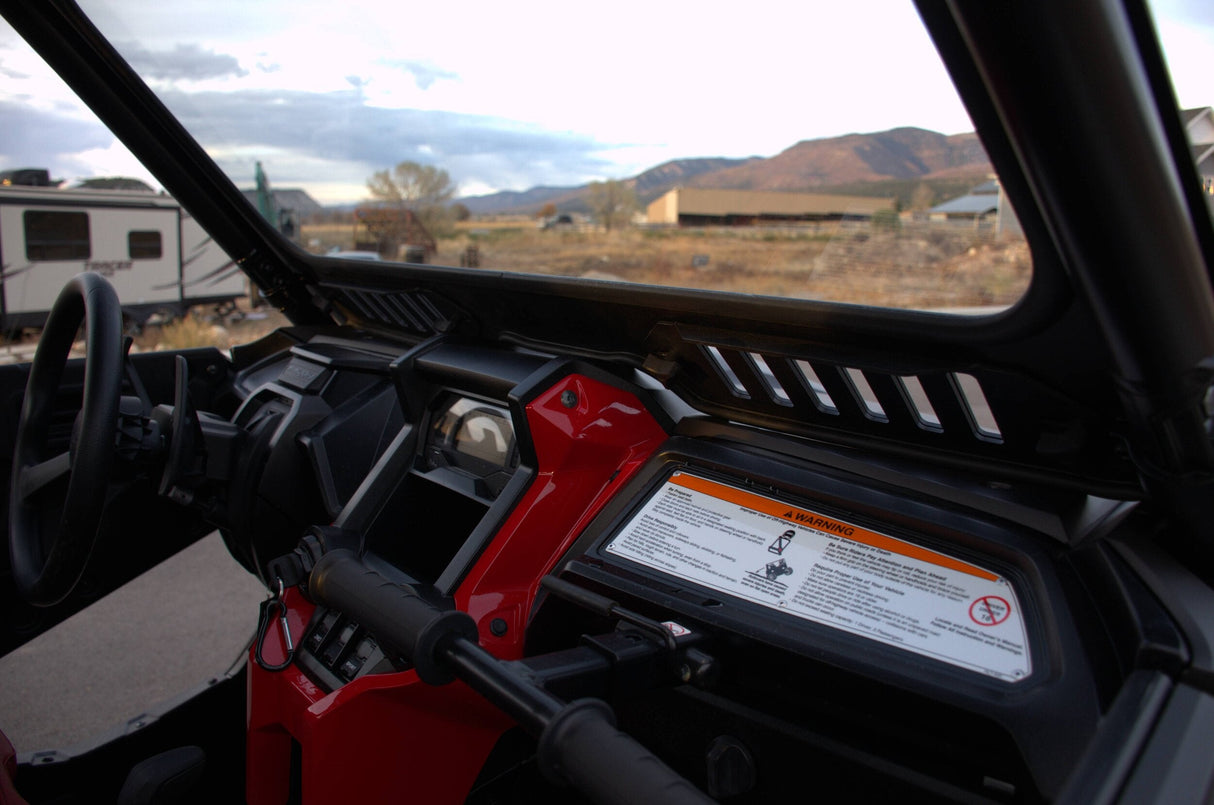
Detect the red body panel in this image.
<box><xmin>0</xmin><ymin>727</ymin><xmax>24</xmax><ymax>805</ymax></box>
<box><xmin>245</xmin><ymin>374</ymin><xmax>667</xmax><ymax>804</ymax></box>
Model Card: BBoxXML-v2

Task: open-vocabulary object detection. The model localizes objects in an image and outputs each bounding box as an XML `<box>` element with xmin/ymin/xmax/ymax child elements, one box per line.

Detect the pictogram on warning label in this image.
<box><xmin>761</xmin><ymin>558</ymin><xmax>793</xmax><ymax>581</ymax></box>
<box><xmin>969</xmin><ymin>596</ymin><xmax>1010</xmax><ymax>626</ymax></box>
<box><xmin>768</xmin><ymin>529</ymin><xmax>795</xmax><ymax>555</ymax></box>
<box><xmin>604</xmin><ymin>471</ymin><xmax>1032</xmax><ymax>682</ymax></box>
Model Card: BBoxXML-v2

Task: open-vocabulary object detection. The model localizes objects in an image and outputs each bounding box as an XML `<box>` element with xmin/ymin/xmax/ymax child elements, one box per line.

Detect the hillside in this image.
<box><xmin>631</xmin><ymin>157</ymin><xmax>759</xmax><ymax>202</ymax></box>
<box><xmin>455</xmin><ymin>127</ymin><xmax>992</xmax><ymax>215</ymax></box>
<box><xmin>689</xmin><ymin>128</ymin><xmax>989</xmax><ymax>191</ymax></box>
<box><xmin>458</xmin><ymin>157</ymin><xmax>754</xmax><ymax>216</ymax></box>
<box><xmin>458</xmin><ymin>185</ymin><xmax>582</xmax><ymax>216</ymax></box>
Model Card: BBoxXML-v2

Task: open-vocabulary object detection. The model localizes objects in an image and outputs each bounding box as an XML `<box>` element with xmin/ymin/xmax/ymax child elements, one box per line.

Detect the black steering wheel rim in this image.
<box><xmin>9</xmin><ymin>273</ymin><xmax>123</xmax><ymax>606</ymax></box>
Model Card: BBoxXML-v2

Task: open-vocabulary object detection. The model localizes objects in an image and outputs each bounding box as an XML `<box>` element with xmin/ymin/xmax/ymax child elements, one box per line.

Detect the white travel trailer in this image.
<box><xmin>0</xmin><ymin>184</ymin><xmax>247</xmax><ymax>332</ymax></box>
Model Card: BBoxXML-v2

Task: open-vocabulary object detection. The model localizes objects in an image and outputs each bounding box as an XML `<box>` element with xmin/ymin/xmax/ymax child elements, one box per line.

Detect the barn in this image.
<box><xmin>646</xmin><ymin>187</ymin><xmax>895</xmax><ymax>226</ymax></box>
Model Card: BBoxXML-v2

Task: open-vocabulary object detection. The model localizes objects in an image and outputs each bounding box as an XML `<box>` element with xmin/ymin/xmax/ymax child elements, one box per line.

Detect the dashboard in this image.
<box><xmin>223</xmin><ymin>328</ymin><xmax>1175</xmax><ymax>803</ymax></box>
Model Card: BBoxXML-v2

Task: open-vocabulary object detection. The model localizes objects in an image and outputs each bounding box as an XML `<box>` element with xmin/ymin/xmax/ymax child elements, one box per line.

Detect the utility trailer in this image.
<box><xmin>0</xmin><ymin>184</ymin><xmax>246</xmax><ymax>333</ymax></box>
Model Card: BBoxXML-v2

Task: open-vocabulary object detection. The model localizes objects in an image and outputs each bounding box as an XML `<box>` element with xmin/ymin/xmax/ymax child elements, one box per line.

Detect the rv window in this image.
<box><xmin>128</xmin><ymin>230</ymin><xmax>163</xmax><ymax>259</ymax></box>
<box><xmin>24</xmin><ymin>210</ymin><xmax>90</xmax><ymax>261</ymax></box>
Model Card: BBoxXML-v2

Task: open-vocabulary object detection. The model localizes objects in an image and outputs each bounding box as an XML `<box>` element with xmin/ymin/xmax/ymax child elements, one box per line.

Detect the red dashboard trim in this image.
<box><xmin>245</xmin><ymin>373</ymin><xmax>667</xmax><ymax>803</ymax></box>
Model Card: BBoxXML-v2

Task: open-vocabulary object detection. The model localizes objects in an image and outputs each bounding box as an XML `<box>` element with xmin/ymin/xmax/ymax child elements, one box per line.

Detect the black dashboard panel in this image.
<box><xmin>224</xmin><ymin>331</ymin><xmax>1190</xmax><ymax>802</ymax></box>
<box><xmin>223</xmin><ymin>334</ymin><xmax>550</xmax><ymax>586</ymax></box>
<box><xmin>533</xmin><ymin>434</ymin><xmax>1180</xmax><ymax>800</ymax></box>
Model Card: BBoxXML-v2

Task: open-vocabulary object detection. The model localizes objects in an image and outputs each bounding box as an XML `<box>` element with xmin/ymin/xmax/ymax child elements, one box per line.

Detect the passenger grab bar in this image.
<box><xmin>310</xmin><ymin>549</ymin><xmax>711</xmax><ymax>805</ymax></box>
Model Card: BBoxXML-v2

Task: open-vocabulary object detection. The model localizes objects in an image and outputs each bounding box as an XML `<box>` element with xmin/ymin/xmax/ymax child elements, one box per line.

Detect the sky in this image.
<box><xmin>1</xmin><ymin>1</ymin><xmax>1211</xmax><ymax>204</ymax></box>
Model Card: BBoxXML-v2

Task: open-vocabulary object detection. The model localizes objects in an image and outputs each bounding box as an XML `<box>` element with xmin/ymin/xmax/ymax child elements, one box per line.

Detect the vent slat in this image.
<box><xmin>747</xmin><ymin>352</ymin><xmax>793</xmax><ymax>407</ymax></box>
<box><xmin>382</xmin><ymin>294</ymin><xmax>427</xmax><ymax>332</ymax></box>
<box><xmin>703</xmin><ymin>345</ymin><xmax>750</xmax><ymax>399</ymax></box>
<box><xmin>843</xmin><ymin>368</ymin><xmax>890</xmax><ymax>423</ymax></box>
<box><xmin>865</xmin><ymin>372</ymin><xmax>920</xmax><ymax>429</ymax></box>
<box><xmin>815</xmin><ymin>364</ymin><xmax>867</xmax><ymax>424</ymax></box>
<box><xmin>791</xmin><ymin>359</ymin><xmax>840</xmax><ymax>415</ymax></box>
<box><xmin>335</xmin><ymin>288</ymin><xmax>440</xmax><ymax>336</ymax></box>
<box><xmin>952</xmin><ymin>372</ymin><xmax>1003</xmax><ymax>443</ymax></box>
<box><xmin>897</xmin><ymin>376</ymin><xmax>944</xmax><ymax>432</ymax></box>
<box><xmin>917</xmin><ymin>373</ymin><xmax>975</xmax><ymax>435</ymax></box>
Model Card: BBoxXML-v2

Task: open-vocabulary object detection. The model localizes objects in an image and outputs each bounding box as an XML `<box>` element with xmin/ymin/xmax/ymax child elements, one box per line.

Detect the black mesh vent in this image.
<box><xmin>332</xmin><ymin>288</ymin><xmax>452</xmax><ymax>335</ymax></box>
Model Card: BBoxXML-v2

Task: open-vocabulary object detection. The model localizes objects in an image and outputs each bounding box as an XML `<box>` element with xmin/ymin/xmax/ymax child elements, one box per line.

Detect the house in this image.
<box><xmin>928</xmin><ymin>180</ymin><xmax>1000</xmax><ymax>223</ymax></box>
<box><xmin>646</xmin><ymin>188</ymin><xmax>894</xmax><ymax>227</ymax></box>
<box><xmin>927</xmin><ymin>179</ymin><xmax>1023</xmax><ymax>237</ymax></box>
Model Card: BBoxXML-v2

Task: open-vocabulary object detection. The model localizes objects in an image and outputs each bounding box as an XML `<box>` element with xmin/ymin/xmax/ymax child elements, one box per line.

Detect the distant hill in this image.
<box><xmin>457</xmin><ymin>157</ymin><xmax>755</xmax><ymax>216</ymax></box>
<box><xmin>630</xmin><ymin>157</ymin><xmax>759</xmax><ymax>202</ymax></box>
<box><xmin>426</xmin><ymin>127</ymin><xmax>993</xmax><ymax>216</ymax></box>
<box><xmin>688</xmin><ymin>128</ymin><xmax>989</xmax><ymax>192</ymax></box>
<box><xmin>458</xmin><ymin>185</ymin><xmax>582</xmax><ymax>216</ymax></box>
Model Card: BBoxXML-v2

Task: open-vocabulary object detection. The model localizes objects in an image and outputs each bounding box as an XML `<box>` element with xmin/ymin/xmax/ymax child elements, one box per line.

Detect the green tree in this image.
<box><xmin>586</xmin><ymin>180</ymin><xmax>638</xmax><ymax>232</ymax></box>
<box><xmin>367</xmin><ymin>161</ymin><xmax>457</xmax><ymax>236</ymax></box>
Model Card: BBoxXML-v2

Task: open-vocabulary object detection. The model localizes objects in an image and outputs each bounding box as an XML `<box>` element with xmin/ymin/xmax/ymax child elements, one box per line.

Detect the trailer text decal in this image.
<box><xmin>605</xmin><ymin>472</ymin><xmax>1031</xmax><ymax>682</ymax></box>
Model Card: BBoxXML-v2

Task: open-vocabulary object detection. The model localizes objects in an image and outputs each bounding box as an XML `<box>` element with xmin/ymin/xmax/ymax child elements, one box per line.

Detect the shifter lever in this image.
<box><xmin>156</xmin><ymin>355</ymin><xmax>204</xmax><ymax>500</ymax></box>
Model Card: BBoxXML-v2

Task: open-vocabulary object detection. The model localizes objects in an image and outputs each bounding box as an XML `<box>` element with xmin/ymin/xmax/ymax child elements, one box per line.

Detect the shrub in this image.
<box><xmin>871</xmin><ymin>209</ymin><xmax>902</xmax><ymax>232</ymax></box>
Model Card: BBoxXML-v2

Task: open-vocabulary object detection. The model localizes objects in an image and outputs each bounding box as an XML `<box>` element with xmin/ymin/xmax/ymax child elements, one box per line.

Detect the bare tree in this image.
<box><xmin>909</xmin><ymin>182</ymin><xmax>936</xmax><ymax>212</ymax></box>
<box><xmin>367</xmin><ymin>161</ymin><xmax>457</xmax><ymax>236</ymax></box>
<box><xmin>586</xmin><ymin>180</ymin><xmax>638</xmax><ymax>232</ymax></box>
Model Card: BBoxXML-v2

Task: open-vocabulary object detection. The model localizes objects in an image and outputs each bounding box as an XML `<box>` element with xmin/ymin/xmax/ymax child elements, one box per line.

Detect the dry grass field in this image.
<box><xmin>4</xmin><ymin>220</ymin><xmax>1026</xmax><ymax>361</ymax></box>
<box><xmin>303</xmin><ymin>219</ymin><xmax>1031</xmax><ymax>310</ymax></box>
<box><xmin>124</xmin><ymin>300</ymin><xmax>288</xmax><ymax>353</ymax></box>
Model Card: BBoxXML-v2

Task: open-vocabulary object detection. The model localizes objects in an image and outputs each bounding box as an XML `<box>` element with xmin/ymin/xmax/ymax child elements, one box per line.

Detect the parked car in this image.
<box><xmin>2</xmin><ymin>0</ymin><xmax>1213</xmax><ymax>803</ymax></box>
<box><xmin>539</xmin><ymin>213</ymin><xmax>575</xmax><ymax>230</ymax></box>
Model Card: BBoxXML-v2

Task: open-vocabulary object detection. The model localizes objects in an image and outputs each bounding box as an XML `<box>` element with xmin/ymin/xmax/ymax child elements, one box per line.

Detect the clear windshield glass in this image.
<box><xmin>55</xmin><ymin>1</ymin><xmax>1036</xmax><ymax>311</ymax></box>
<box><xmin>3</xmin><ymin>3</ymin><xmax>1203</xmax><ymax>314</ymax></box>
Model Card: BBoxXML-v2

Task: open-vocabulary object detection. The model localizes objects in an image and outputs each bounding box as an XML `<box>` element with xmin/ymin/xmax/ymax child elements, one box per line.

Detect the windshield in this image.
<box><xmin>1</xmin><ymin>2</ymin><xmax>1208</xmax><ymax>314</ymax></box>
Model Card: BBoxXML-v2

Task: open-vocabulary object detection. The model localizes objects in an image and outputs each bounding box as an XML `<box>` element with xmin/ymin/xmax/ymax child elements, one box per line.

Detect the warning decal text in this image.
<box><xmin>604</xmin><ymin>472</ymin><xmax>1032</xmax><ymax>682</ymax></box>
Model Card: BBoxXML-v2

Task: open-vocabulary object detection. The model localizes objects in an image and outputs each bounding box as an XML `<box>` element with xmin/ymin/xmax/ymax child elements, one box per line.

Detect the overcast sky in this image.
<box><xmin>1</xmin><ymin>1</ymin><xmax>1211</xmax><ymax>204</ymax></box>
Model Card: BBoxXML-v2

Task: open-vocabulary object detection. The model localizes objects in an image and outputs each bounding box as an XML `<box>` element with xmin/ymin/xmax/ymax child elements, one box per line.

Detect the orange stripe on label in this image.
<box><xmin>670</xmin><ymin>473</ymin><xmax>997</xmax><ymax>581</ymax></box>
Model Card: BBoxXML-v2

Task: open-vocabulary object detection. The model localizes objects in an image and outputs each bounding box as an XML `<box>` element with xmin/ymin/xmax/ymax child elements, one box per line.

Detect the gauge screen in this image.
<box><xmin>427</xmin><ymin>396</ymin><xmax>517</xmax><ymax>478</ymax></box>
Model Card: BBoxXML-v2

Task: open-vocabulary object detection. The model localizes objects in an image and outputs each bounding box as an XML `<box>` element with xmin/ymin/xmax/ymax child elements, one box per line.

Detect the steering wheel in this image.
<box><xmin>9</xmin><ymin>273</ymin><xmax>124</xmax><ymax>606</ymax></box>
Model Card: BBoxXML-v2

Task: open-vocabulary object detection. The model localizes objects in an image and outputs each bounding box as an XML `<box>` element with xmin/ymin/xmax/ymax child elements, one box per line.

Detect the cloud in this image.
<box><xmin>0</xmin><ymin>60</ymin><xmax>28</xmax><ymax>80</ymax></box>
<box><xmin>377</xmin><ymin>59</ymin><xmax>458</xmax><ymax>90</ymax></box>
<box><xmin>1150</xmin><ymin>0</ymin><xmax>1214</xmax><ymax>29</ymax></box>
<box><xmin>1174</xmin><ymin>0</ymin><xmax>1214</xmax><ymax>26</ymax></box>
<box><xmin>119</xmin><ymin>42</ymin><xmax>248</xmax><ymax>82</ymax></box>
<box><xmin>156</xmin><ymin>87</ymin><xmax>610</xmax><ymax>195</ymax></box>
<box><xmin>0</xmin><ymin>99</ymin><xmax>114</xmax><ymax>166</ymax></box>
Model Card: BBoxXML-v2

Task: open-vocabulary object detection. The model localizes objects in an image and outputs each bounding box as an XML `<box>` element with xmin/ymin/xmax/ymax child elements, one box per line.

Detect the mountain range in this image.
<box><xmin>458</xmin><ymin>126</ymin><xmax>992</xmax><ymax>216</ymax></box>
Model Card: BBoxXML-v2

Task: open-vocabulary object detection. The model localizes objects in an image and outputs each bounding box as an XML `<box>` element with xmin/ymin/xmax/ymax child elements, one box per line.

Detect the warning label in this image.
<box><xmin>604</xmin><ymin>472</ymin><xmax>1032</xmax><ymax>682</ymax></box>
